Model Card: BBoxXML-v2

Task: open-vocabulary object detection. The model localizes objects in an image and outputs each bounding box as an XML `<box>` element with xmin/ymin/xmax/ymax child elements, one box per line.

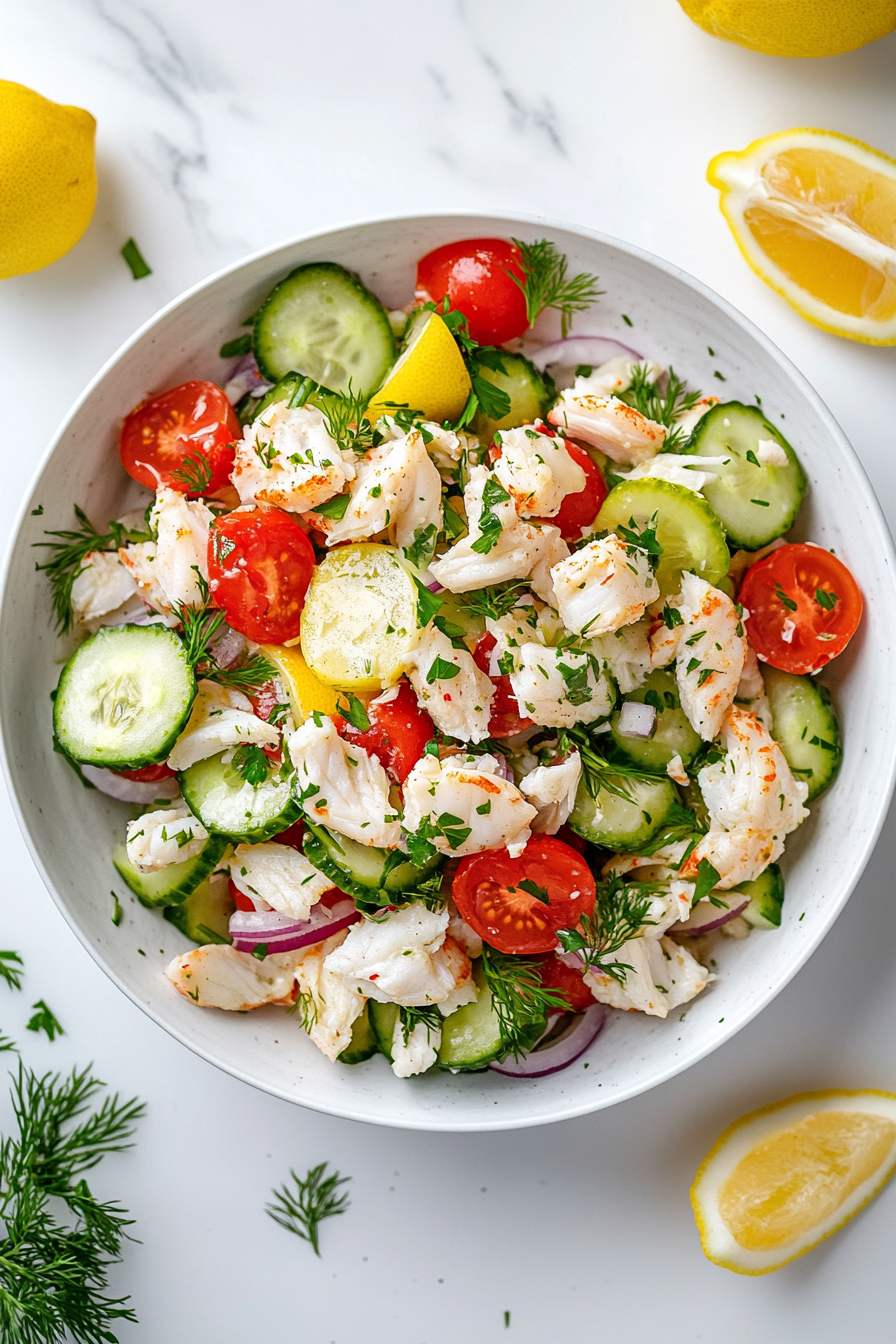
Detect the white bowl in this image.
<box><xmin>3</xmin><ymin>212</ymin><xmax>895</xmax><ymax>1132</ymax></box>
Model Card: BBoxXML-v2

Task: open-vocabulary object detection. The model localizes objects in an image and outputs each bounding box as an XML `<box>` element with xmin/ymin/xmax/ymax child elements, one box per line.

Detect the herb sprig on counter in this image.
<box><xmin>266</xmin><ymin>1162</ymin><xmax>351</xmax><ymax>1257</ymax></box>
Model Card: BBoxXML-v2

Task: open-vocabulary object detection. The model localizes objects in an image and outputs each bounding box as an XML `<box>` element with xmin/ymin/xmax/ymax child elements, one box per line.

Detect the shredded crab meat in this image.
<box><xmin>550</xmin><ymin>534</ymin><xmax>657</xmax><ymax>636</ymax></box>
<box><xmin>549</xmin><ymin>391</ymin><xmax>666</xmax><ymax>466</ymax></box>
<box><xmin>492</xmin><ymin>425</ymin><xmax>586</xmax><ymax>517</ymax></box>
<box><xmin>402</xmin><ymin>752</ymin><xmax>537</xmax><ymax>858</ymax></box>
<box><xmin>232</xmin><ymin>401</ymin><xmax>353</xmax><ymax>512</ymax></box>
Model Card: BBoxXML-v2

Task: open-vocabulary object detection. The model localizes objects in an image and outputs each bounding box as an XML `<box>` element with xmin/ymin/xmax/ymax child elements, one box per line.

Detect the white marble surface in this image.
<box><xmin>2</xmin><ymin>2</ymin><xmax>896</xmax><ymax>1339</ymax></box>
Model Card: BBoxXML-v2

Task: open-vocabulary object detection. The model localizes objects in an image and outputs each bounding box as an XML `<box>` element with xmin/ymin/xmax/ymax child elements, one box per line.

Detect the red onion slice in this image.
<box><xmin>224</xmin><ymin>352</ymin><xmax>273</xmax><ymax>405</ymax></box>
<box><xmin>669</xmin><ymin>893</ymin><xmax>748</xmax><ymax>936</ymax></box>
<box><xmin>528</xmin><ymin>336</ymin><xmax>642</xmax><ymax>377</ymax></box>
<box><xmin>229</xmin><ymin>898</ymin><xmax>359</xmax><ymax>954</ymax></box>
<box><xmin>489</xmin><ymin>1002</ymin><xmax>607</xmax><ymax>1078</ymax></box>
<box><xmin>80</xmin><ymin>764</ymin><xmax>181</xmax><ymax>805</ymax></box>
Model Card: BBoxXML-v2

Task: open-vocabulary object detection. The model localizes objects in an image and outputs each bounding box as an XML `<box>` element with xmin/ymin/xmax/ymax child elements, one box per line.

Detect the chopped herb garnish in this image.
<box><xmin>219</xmin><ymin>333</ymin><xmax>253</xmax><ymax>359</ymax></box>
<box><xmin>26</xmin><ymin>1000</ymin><xmax>64</xmax><ymax>1042</ymax></box>
<box><xmin>816</xmin><ymin>588</ymin><xmax>838</xmax><ymax>611</ymax></box>
<box><xmin>337</xmin><ymin>693</ymin><xmax>371</xmax><ymax>733</ymax></box>
<box><xmin>121</xmin><ymin>237</ymin><xmax>152</xmax><ymax>279</ymax></box>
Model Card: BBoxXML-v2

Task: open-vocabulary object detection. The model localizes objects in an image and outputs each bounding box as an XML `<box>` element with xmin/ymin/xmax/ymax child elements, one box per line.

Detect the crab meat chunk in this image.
<box><xmin>287</xmin><ymin>716</ymin><xmax>401</xmax><ymax>848</ymax></box>
<box><xmin>323</xmin><ymin>903</ymin><xmax>474</xmax><ymax>1008</ymax></box>
<box><xmin>492</xmin><ymin>425</ymin><xmax>586</xmax><ymax>518</ymax></box>
<box><xmin>674</xmin><ymin>574</ymin><xmax>746</xmax><ymax>741</ymax></box>
<box><xmin>126</xmin><ymin>803</ymin><xmax>208</xmax><ymax>872</ymax></box>
<box><xmin>549</xmin><ymin>392</ymin><xmax>666</xmax><ymax>466</ymax></box>
<box><xmin>519</xmin><ymin>752</ymin><xmax>583</xmax><ymax>834</ymax></box>
<box><xmin>389</xmin><ymin>1017</ymin><xmax>441</xmax><ymax>1078</ymax></box>
<box><xmin>673</xmin><ymin>396</ymin><xmax>720</xmax><ymax>436</ymax></box>
<box><xmin>71</xmin><ymin>550</ymin><xmax>141</xmax><ymax>630</ymax></box>
<box><xmin>571</xmin><ymin>357</ymin><xmax>663</xmax><ymax>400</ymax></box>
<box><xmin>167</xmin><ymin>680</ymin><xmax>279</xmax><ymax>771</ymax></box>
<box><xmin>550</xmin><ymin>534</ymin><xmax>657</xmax><ymax>636</ymax></box>
<box><xmin>311</xmin><ymin>426</ymin><xmax>442</xmax><ymax>551</ymax></box>
<box><xmin>166</xmin><ymin>944</ymin><xmax>305</xmax><ymax>1011</ymax></box>
<box><xmin>402</xmin><ymin>752</ymin><xmax>537</xmax><ymax>859</ymax></box>
<box><xmin>401</xmin><ymin>624</ymin><xmax>494</xmax><ymax>744</ymax></box>
<box><xmin>232</xmin><ymin>401</ymin><xmax>353</xmax><ymax>513</ymax></box>
<box><xmin>487</xmin><ymin>607</ymin><xmax>613</xmax><ymax>728</ymax></box>
<box><xmin>588</xmin><ymin>617</ymin><xmax>653</xmax><ymax>693</ymax></box>
<box><xmin>617</xmin><ymin>453</ymin><xmax>730</xmax><ymax>495</ymax></box>
<box><xmin>294</xmin><ymin>931</ymin><xmax>366</xmax><ymax>1061</ymax></box>
<box><xmin>149</xmin><ymin>486</ymin><xmax>214</xmax><ymax>608</ymax></box>
<box><xmin>229</xmin><ymin>842</ymin><xmax>333</xmax><ymax>921</ymax></box>
<box><xmin>584</xmin><ymin>935</ymin><xmax>711</xmax><ymax>1017</ymax></box>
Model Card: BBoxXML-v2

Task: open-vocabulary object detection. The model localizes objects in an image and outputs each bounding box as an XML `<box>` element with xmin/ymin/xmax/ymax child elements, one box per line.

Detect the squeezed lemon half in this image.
<box><xmin>691</xmin><ymin>1089</ymin><xmax>896</xmax><ymax>1274</ymax></box>
<box><xmin>709</xmin><ymin>128</ymin><xmax>896</xmax><ymax>345</ymax></box>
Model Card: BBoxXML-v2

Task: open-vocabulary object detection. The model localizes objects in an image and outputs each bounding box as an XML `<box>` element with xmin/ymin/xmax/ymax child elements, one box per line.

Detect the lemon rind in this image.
<box><xmin>691</xmin><ymin>1088</ymin><xmax>896</xmax><ymax>1274</ymax></box>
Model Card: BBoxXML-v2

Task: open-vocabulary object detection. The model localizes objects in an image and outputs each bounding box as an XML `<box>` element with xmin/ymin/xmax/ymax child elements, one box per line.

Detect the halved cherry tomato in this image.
<box><xmin>333</xmin><ymin>679</ymin><xmax>433</xmax><ymax>784</ymax></box>
<box><xmin>472</xmin><ymin>634</ymin><xmax>534</xmax><ymax>739</ymax></box>
<box><xmin>120</xmin><ymin>380</ymin><xmax>240</xmax><ymax>496</ymax></box>
<box><xmin>452</xmin><ymin>835</ymin><xmax>596</xmax><ymax>955</ymax></box>
<box><xmin>272</xmin><ymin>819</ymin><xmax>306</xmax><ymax>850</ymax></box>
<box><xmin>739</xmin><ymin>543</ymin><xmax>863</xmax><ymax>675</ymax></box>
<box><xmin>556</xmin><ymin>824</ymin><xmax>587</xmax><ymax>855</ymax></box>
<box><xmin>248</xmin><ymin>679</ymin><xmax>287</xmax><ymax>761</ymax></box>
<box><xmin>533</xmin><ymin>951</ymin><xmax>595</xmax><ymax>1012</ymax></box>
<box><xmin>207</xmin><ymin>506</ymin><xmax>315</xmax><ymax>644</ymax></box>
<box><xmin>114</xmin><ymin>762</ymin><xmax>177</xmax><ymax>782</ymax></box>
<box><xmin>416</xmin><ymin>238</ymin><xmax>528</xmax><ymax>346</ymax></box>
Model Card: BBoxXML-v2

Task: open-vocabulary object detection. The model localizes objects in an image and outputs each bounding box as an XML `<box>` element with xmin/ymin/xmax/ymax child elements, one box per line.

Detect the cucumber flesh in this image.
<box><xmin>736</xmin><ymin>863</ymin><xmax>785</xmax><ymax>929</ymax></box>
<box><xmin>471</xmin><ymin>353</ymin><xmax>556</xmax><ymax>441</ymax></box>
<box><xmin>54</xmin><ymin>624</ymin><xmax>196</xmax><ymax>769</ymax></box>
<box><xmin>609</xmin><ymin>669</ymin><xmax>701</xmax><ymax>772</ymax></box>
<box><xmin>568</xmin><ymin>773</ymin><xmax>679</xmax><ymax>851</ymax></box>
<box><xmin>690</xmin><ymin>402</ymin><xmax>807</xmax><ymax>549</ymax></box>
<box><xmin>762</xmin><ymin>666</ymin><xmax>841</xmax><ymax>801</ymax></box>
<box><xmin>369</xmin><ymin>1001</ymin><xmax>400</xmax><ymax>1060</ymax></box>
<box><xmin>112</xmin><ymin>834</ymin><xmax>229</xmax><ymax>910</ymax></box>
<box><xmin>164</xmin><ymin>871</ymin><xmax>235</xmax><ymax>942</ymax></box>
<box><xmin>436</xmin><ymin>965</ymin><xmax>506</xmax><ymax>1071</ymax></box>
<box><xmin>302</xmin><ymin>820</ymin><xmax>442</xmax><ymax>907</ymax></box>
<box><xmin>180</xmin><ymin>752</ymin><xmax>300</xmax><ymax>843</ymax></box>
<box><xmin>596</xmin><ymin>478</ymin><xmax>729</xmax><ymax>596</ymax></box>
<box><xmin>337</xmin><ymin>1002</ymin><xmax>379</xmax><ymax>1064</ymax></box>
<box><xmin>253</xmin><ymin>262</ymin><xmax>395</xmax><ymax>395</ymax></box>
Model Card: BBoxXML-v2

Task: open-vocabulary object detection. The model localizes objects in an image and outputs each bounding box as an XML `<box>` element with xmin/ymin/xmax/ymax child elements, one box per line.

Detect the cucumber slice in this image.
<box><xmin>300</xmin><ymin>543</ymin><xmax>419</xmax><ymax>691</ymax></box>
<box><xmin>609</xmin><ymin>669</ymin><xmax>702</xmax><ymax>772</ymax></box>
<box><xmin>736</xmin><ymin>863</ymin><xmax>785</xmax><ymax>929</ymax></box>
<box><xmin>112</xmin><ymin>834</ymin><xmax>229</xmax><ymax>910</ymax></box>
<box><xmin>470</xmin><ymin>353</ymin><xmax>556</xmax><ymax>441</ymax></box>
<box><xmin>369</xmin><ymin>1001</ymin><xmax>400</xmax><ymax>1060</ymax></box>
<box><xmin>253</xmin><ymin>262</ymin><xmax>395</xmax><ymax>395</ymax></box>
<box><xmin>762</xmin><ymin>666</ymin><xmax>842</xmax><ymax>801</ymax></box>
<box><xmin>691</xmin><ymin>402</ymin><xmax>807</xmax><ymax>549</ymax></box>
<box><xmin>180</xmin><ymin>752</ymin><xmax>300</xmax><ymax>843</ymax></box>
<box><xmin>54</xmin><ymin>624</ymin><xmax>196</xmax><ymax>769</ymax></box>
<box><xmin>337</xmin><ymin>1002</ymin><xmax>379</xmax><ymax>1064</ymax></box>
<box><xmin>596</xmin><ymin>478</ymin><xmax>729</xmax><ymax>597</ymax></box>
<box><xmin>164</xmin><ymin>872</ymin><xmax>235</xmax><ymax>943</ymax></box>
<box><xmin>568</xmin><ymin>773</ymin><xmax>679</xmax><ymax>851</ymax></box>
<box><xmin>437</xmin><ymin>965</ymin><xmax>504</xmax><ymax>1071</ymax></box>
<box><xmin>302</xmin><ymin>820</ymin><xmax>443</xmax><ymax>907</ymax></box>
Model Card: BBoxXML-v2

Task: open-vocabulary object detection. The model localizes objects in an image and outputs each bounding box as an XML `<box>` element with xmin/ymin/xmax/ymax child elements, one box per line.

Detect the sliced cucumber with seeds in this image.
<box><xmin>164</xmin><ymin>871</ymin><xmax>235</xmax><ymax>942</ymax></box>
<box><xmin>112</xmin><ymin>834</ymin><xmax>229</xmax><ymax>910</ymax></box>
<box><xmin>609</xmin><ymin>669</ymin><xmax>702</xmax><ymax>773</ymax></box>
<box><xmin>471</xmin><ymin>353</ymin><xmax>556</xmax><ymax>441</ymax></box>
<box><xmin>596</xmin><ymin>478</ymin><xmax>729</xmax><ymax>597</ymax></box>
<box><xmin>690</xmin><ymin>402</ymin><xmax>806</xmax><ymax>549</ymax></box>
<box><xmin>54</xmin><ymin>624</ymin><xmax>196</xmax><ymax>769</ymax></box>
<box><xmin>337</xmin><ymin>1003</ymin><xmax>379</xmax><ymax>1064</ymax></box>
<box><xmin>180</xmin><ymin>752</ymin><xmax>300</xmax><ymax>843</ymax></box>
<box><xmin>736</xmin><ymin>863</ymin><xmax>785</xmax><ymax>929</ymax></box>
<box><xmin>436</xmin><ymin>965</ymin><xmax>504</xmax><ymax>1070</ymax></box>
<box><xmin>369</xmin><ymin>1001</ymin><xmax>400</xmax><ymax>1060</ymax></box>
<box><xmin>302</xmin><ymin>820</ymin><xmax>442</xmax><ymax>907</ymax></box>
<box><xmin>762</xmin><ymin>666</ymin><xmax>841</xmax><ymax>801</ymax></box>
<box><xmin>254</xmin><ymin>262</ymin><xmax>395</xmax><ymax>395</ymax></box>
<box><xmin>568</xmin><ymin>772</ymin><xmax>679</xmax><ymax>851</ymax></box>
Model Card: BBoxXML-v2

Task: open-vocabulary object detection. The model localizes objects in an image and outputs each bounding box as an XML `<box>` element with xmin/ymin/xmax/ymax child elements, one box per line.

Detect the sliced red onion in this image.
<box><xmin>80</xmin><ymin>764</ymin><xmax>181</xmax><ymax>805</ymax></box>
<box><xmin>616</xmin><ymin>701</ymin><xmax>656</xmax><ymax>740</ymax></box>
<box><xmin>528</xmin><ymin>336</ymin><xmax>642</xmax><ymax>376</ymax></box>
<box><xmin>669</xmin><ymin>893</ymin><xmax>749</xmax><ymax>936</ymax></box>
<box><xmin>229</xmin><ymin>898</ymin><xmax>359</xmax><ymax>954</ymax></box>
<box><xmin>224</xmin><ymin>352</ymin><xmax>273</xmax><ymax>405</ymax></box>
<box><xmin>489</xmin><ymin>1003</ymin><xmax>607</xmax><ymax>1078</ymax></box>
<box><xmin>425</xmin><ymin>580</ymin><xmax>444</xmax><ymax>593</ymax></box>
<box><xmin>209</xmin><ymin>623</ymin><xmax>246</xmax><ymax>669</ymax></box>
<box><xmin>490</xmin><ymin>753</ymin><xmax>515</xmax><ymax>783</ymax></box>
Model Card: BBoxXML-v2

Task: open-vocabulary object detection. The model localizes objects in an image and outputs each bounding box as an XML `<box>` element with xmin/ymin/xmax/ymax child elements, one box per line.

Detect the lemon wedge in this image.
<box><xmin>679</xmin><ymin>0</ymin><xmax>896</xmax><ymax>58</ymax></box>
<box><xmin>691</xmin><ymin>1089</ymin><xmax>896</xmax><ymax>1274</ymax></box>
<box><xmin>709</xmin><ymin>128</ymin><xmax>896</xmax><ymax>345</ymax></box>
<box><xmin>366</xmin><ymin>311</ymin><xmax>471</xmax><ymax>425</ymax></box>
<box><xmin>260</xmin><ymin>643</ymin><xmax>341</xmax><ymax>722</ymax></box>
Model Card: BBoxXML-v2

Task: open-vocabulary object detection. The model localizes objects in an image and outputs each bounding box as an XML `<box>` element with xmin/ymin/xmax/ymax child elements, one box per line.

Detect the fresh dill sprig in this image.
<box><xmin>26</xmin><ymin>1001</ymin><xmax>64</xmax><ymax>1042</ymax></box>
<box><xmin>0</xmin><ymin>1059</ymin><xmax>144</xmax><ymax>1343</ymax></box>
<box><xmin>509</xmin><ymin>238</ymin><xmax>603</xmax><ymax>337</ymax></box>
<box><xmin>480</xmin><ymin>946</ymin><xmax>569</xmax><ymax>1059</ymax></box>
<box><xmin>33</xmin><ymin>507</ymin><xmax>149</xmax><ymax>634</ymax></box>
<box><xmin>459</xmin><ymin>580</ymin><xmax>531</xmax><ymax>622</ymax></box>
<box><xmin>210</xmin><ymin>650</ymin><xmax>278</xmax><ymax>694</ymax></box>
<box><xmin>618</xmin><ymin>365</ymin><xmax>702</xmax><ymax>452</ymax></box>
<box><xmin>560</xmin><ymin>725</ymin><xmax>660</xmax><ymax>804</ymax></box>
<box><xmin>265</xmin><ymin>1162</ymin><xmax>351</xmax><ymax>1257</ymax></box>
<box><xmin>174</xmin><ymin>572</ymin><xmax>276</xmax><ymax>694</ymax></box>
<box><xmin>0</xmin><ymin>1033</ymin><xmax>17</xmax><ymax>1055</ymax></box>
<box><xmin>399</xmin><ymin>1005</ymin><xmax>442</xmax><ymax>1046</ymax></box>
<box><xmin>170</xmin><ymin>451</ymin><xmax>214</xmax><ymax>494</ymax></box>
<box><xmin>0</xmin><ymin>951</ymin><xmax>24</xmax><ymax>993</ymax></box>
<box><xmin>318</xmin><ymin>385</ymin><xmax>375</xmax><ymax>454</ymax></box>
<box><xmin>556</xmin><ymin>876</ymin><xmax>660</xmax><ymax>984</ymax></box>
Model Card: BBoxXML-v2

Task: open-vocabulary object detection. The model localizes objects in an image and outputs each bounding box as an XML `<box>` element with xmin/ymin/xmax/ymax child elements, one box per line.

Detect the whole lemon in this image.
<box><xmin>0</xmin><ymin>80</ymin><xmax>97</xmax><ymax>280</ymax></box>
<box><xmin>678</xmin><ymin>0</ymin><xmax>896</xmax><ymax>57</ymax></box>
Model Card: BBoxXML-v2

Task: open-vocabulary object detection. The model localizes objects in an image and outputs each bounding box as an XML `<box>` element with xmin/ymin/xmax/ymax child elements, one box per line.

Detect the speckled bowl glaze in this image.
<box><xmin>3</xmin><ymin>212</ymin><xmax>895</xmax><ymax>1131</ymax></box>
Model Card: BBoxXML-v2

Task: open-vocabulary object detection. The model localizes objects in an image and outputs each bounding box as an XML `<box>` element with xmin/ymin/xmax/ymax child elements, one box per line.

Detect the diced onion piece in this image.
<box><xmin>616</xmin><ymin>700</ymin><xmax>657</xmax><ymax>739</ymax></box>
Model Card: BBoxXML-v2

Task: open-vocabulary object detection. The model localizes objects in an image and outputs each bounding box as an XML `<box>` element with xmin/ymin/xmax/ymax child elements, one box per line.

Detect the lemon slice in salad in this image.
<box><xmin>260</xmin><ymin>643</ymin><xmax>341</xmax><ymax>722</ymax></box>
<box><xmin>366</xmin><ymin>310</ymin><xmax>471</xmax><ymax>424</ymax></box>
<box><xmin>691</xmin><ymin>1089</ymin><xmax>896</xmax><ymax>1274</ymax></box>
<box><xmin>708</xmin><ymin>128</ymin><xmax>896</xmax><ymax>345</ymax></box>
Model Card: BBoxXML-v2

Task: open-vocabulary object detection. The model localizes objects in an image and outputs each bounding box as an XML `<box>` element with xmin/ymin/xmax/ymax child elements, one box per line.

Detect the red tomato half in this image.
<box><xmin>115</xmin><ymin>762</ymin><xmax>177</xmax><ymax>782</ymax></box>
<box><xmin>120</xmin><ymin>381</ymin><xmax>240</xmax><ymax>496</ymax></box>
<box><xmin>453</xmin><ymin>836</ymin><xmax>596</xmax><ymax>955</ymax></box>
<box><xmin>416</xmin><ymin>238</ymin><xmax>528</xmax><ymax>346</ymax></box>
<box><xmin>541</xmin><ymin>440</ymin><xmax>607</xmax><ymax>542</ymax></box>
<box><xmin>739</xmin><ymin>543</ymin><xmax>863</xmax><ymax>675</ymax></box>
<box><xmin>333</xmin><ymin>679</ymin><xmax>433</xmax><ymax>785</ymax></box>
<box><xmin>207</xmin><ymin>506</ymin><xmax>315</xmax><ymax>644</ymax></box>
<box><xmin>473</xmin><ymin>634</ymin><xmax>534</xmax><ymax>739</ymax></box>
<box><xmin>534</xmin><ymin>952</ymin><xmax>595</xmax><ymax>1012</ymax></box>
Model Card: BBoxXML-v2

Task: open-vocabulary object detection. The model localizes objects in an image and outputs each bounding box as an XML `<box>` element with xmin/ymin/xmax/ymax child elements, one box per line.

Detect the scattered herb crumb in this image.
<box><xmin>112</xmin><ymin>893</ymin><xmax>123</xmax><ymax>926</ymax></box>
<box><xmin>707</xmin><ymin>346</ymin><xmax>715</xmax><ymax>356</ymax></box>
<box><xmin>713</xmin><ymin>370</ymin><xmax>726</xmax><ymax>381</ymax></box>
<box><xmin>137</xmin><ymin>948</ymin><xmax>146</xmax><ymax>957</ymax></box>
<box><xmin>505</xmin><ymin>1310</ymin><xmax>511</xmax><ymax>1328</ymax></box>
<box><xmin>120</xmin><ymin>237</ymin><xmax>152</xmax><ymax>280</ymax></box>
<box><xmin>26</xmin><ymin>999</ymin><xmax>64</xmax><ymax>1041</ymax></box>
<box><xmin>31</xmin><ymin>505</ymin><xmax>43</xmax><ymax>516</ymax></box>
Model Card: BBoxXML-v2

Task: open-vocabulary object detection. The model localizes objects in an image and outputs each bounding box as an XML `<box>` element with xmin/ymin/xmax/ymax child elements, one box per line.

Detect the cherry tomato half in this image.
<box><xmin>473</xmin><ymin>634</ymin><xmax>534</xmax><ymax>739</ymax></box>
<box><xmin>114</xmin><ymin>762</ymin><xmax>177</xmax><ymax>783</ymax></box>
<box><xmin>416</xmin><ymin>238</ymin><xmax>528</xmax><ymax>346</ymax></box>
<box><xmin>452</xmin><ymin>836</ymin><xmax>596</xmax><ymax>955</ymax></box>
<box><xmin>207</xmin><ymin>506</ymin><xmax>315</xmax><ymax>644</ymax></box>
<box><xmin>739</xmin><ymin>543</ymin><xmax>863</xmax><ymax>675</ymax></box>
<box><xmin>120</xmin><ymin>380</ymin><xmax>240</xmax><ymax>496</ymax></box>
<box><xmin>533</xmin><ymin>952</ymin><xmax>595</xmax><ymax>1012</ymax></box>
<box><xmin>333</xmin><ymin>679</ymin><xmax>433</xmax><ymax>785</ymax></box>
<box><xmin>540</xmin><ymin>440</ymin><xmax>607</xmax><ymax>542</ymax></box>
